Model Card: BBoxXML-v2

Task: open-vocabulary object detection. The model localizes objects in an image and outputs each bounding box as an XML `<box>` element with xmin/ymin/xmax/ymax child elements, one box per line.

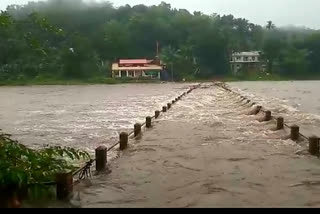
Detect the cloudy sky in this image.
<box><xmin>1</xmin><ymin>0</ymin><xmax>319</xmax><ymax>29</ymax></box>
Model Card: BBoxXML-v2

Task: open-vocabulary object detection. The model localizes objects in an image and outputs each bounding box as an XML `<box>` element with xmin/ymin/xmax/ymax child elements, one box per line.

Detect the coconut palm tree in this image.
<box><xmin>266</xmin><ymin>21</ymin><xmax>276</xmax><ymax>30</ymax></box>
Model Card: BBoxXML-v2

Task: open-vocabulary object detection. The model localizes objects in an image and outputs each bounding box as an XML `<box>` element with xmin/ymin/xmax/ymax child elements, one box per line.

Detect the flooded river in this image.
<box><xmin>229</xmin><ymin>81</ymin><xmax>320</xmax><ymax>137</ymax></box>
<box><xmin>1</xmin><ymin>81</ymin><xmax>319</xmax><ymax>151</ymax></box>
<box><xmin>1</xmin><ymin>81</ymin><xmax>320</xmax><ymax>207</ymax></box>
<box><xmin>0</xmin><ymin>83</ymin><xmax>193</xmax><ymax>156</ymax></box>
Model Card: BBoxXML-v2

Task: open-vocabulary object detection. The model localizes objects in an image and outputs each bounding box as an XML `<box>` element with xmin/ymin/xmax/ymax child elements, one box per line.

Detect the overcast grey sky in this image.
<box><xmin>1</xmin><ymin>0</ymin><xmax>319</xmax><ymax>29</ymax></box>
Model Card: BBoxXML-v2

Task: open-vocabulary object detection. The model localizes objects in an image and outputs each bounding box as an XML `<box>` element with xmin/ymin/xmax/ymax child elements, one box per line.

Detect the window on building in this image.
<box><xmin>252</xmin><ymin>57</ymin><xmax>255</xmax><ymax>61</ymax></box>
<box><xmin>236</xmin><ymin>57</ymin><xmax>241</xmax><ymax>60</ymax></box>
<box><xmin>244</xmin><ymin>57</ymin><xmax>248</xmax><ymax>61</ymax></box>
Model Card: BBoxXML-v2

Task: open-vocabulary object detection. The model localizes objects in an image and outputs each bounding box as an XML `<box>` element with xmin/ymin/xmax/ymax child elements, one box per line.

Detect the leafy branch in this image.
<box><xmin>0</xmin><ymin>130</ymin><xmax>90</xmax><ymax>190</ymax></box>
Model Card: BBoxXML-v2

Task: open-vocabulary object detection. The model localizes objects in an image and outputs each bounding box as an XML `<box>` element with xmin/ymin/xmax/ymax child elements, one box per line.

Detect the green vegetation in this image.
<box><xmin>0</xmin><ymin>0</ymin><xmax>320</xmax><ymax>84</ymax></box>
<box><xmin>0</xmin><ymin>130</ymin><xmax>90</xmax><ymax>205</ymax></box>
<box><xmin>0</xmin><ymin>77</ymin><xmax>163</xmax><ymax>86</ymax></box>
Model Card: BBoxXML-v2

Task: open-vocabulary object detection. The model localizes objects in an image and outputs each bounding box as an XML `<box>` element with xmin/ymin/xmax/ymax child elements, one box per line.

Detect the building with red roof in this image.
<box><xmin>111</xmin><ymin>58</ymin><xmax>163</xmax><ymax>79</ymax></box>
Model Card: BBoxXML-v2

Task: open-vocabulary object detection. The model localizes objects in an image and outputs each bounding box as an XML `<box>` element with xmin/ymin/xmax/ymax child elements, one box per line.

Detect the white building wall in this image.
<box><xmin>230</xmin><ymin>51</ymin><xmax>262</xmax><ymax>74</ymax></box>
<box><xmin>231</xmin><ymin>51</ymin><xmax>260</xmax><ymax>63</ymax></box>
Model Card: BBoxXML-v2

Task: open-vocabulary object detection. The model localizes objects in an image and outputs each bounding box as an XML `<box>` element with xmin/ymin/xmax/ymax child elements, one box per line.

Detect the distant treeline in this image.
<box><xmin>0</xmin><ymin>0</ymin><xmax>320</xmax><ymax>83</ymax></box>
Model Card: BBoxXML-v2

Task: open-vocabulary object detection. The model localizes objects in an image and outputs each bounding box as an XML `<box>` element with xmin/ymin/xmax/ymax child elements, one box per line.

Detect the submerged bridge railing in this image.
<box><xmin>54</xmin><ymin>84</ymin><xmax>201</xmax><ymax>200</ymax></box>
<box><xmin>24</xmin><ymin>81</ymin><xmax>320</xmax><ymax>202</ymax></box>
<box><xmin>214</xmin><ymin>81</ymin><xmax>319</xmax><ymax>157</ymax></box>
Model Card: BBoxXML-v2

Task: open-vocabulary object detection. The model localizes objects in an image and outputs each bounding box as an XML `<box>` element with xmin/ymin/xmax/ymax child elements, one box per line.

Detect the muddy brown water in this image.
<box><xmin>229</xmin><ymin>81</ymin><xmax>320</xmax><ymax>137</ymax></box>
<box><xmin>0</xmin><ymin>83</ymin><xmax>193</xmax><ymax>158</ymax></box>
<box><xmin>1</xmin><ymin>81</ymin><xmax>320</xmax><ymax>207</ymax></box>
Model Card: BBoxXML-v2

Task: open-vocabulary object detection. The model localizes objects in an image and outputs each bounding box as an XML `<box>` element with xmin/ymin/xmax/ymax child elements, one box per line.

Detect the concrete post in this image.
<box><xmin>162</xmin><ymin>106</ymin><xmax>167</xmax><ymax>112</ymax></box>
<box><xmin>146</xmin><ymin>117</ymin><xmax>152</xmax><ymax>128</ymax></box>
<box><xmin>309</xmin><ymin>136</ymin><xmax>319</xmax><ymax>156</ymax></box>
<box><xmin>264</xmin><ymin>111</ymin><xmax>272</xmax><ymax>121</ymax></box>
<box><xmin>95</xmin><ymin>146</ymin><xmax>107</xmax><ymax>171</ymax></box>
<box><xmin>276</xmin><ymin>117</ymin><xmax>284</xmax><ymax>130</ymax></box>
<box><xmin>120</xmin><ymin>132</ymin><xmax>129</xmax><ymax>150</ymax></box>
<box><xmin>134</xmin><ymin>123</ymin><xmax>142</xmax><ymax>137</ymax></box>
<box><xmin>155</xmin><ymin>111</ymin><xmax>160</xmax><ymax>119</ymax></box>
<box><xmin>290</xmin><ymin>125</ymin><xmax>300</xmax><ymax>141</ymax></box>
<box><xmin>56</xmin><ymin>172</ymin><xmax>73</xmax><ymax>200</ymax></box>
<box><xmin>254</xmin><ymin>106</ymin><xmax>262</xmax><ymax>115</ymax></box>
<box><xmin>7</xmin><ymin>195</ymin><xmax>22</xmax><ymax>208</ymax></box>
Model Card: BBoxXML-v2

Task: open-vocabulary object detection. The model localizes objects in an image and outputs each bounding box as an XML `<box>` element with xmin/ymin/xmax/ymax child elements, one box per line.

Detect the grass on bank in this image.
<box><xmin>0</xmin><ymin>77</ymin><xmax>163</xmax><ymax>86</ymax></box>
<box><xmin>1</xmin><ymin>73</ymin><xmax>320</xmax><ymax>86</ymax></box>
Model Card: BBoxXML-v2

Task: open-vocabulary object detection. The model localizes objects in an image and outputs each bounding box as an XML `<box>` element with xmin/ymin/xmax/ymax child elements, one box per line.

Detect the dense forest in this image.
<box><xmin>0</xmin><ymin>0</ymin><xmax>320</xmax><ymax>84</ymax></box>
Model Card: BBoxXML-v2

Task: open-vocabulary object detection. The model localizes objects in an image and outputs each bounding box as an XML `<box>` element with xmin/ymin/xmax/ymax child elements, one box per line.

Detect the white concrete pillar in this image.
<box><xmin>119</xmin><ymin>71</ymin><xmax>121</xmax><ymax>78</ymax></box>
<box><xmin>158</xmin><ymin>71</ymin><xmax>161</xmax><ymax>79</ymax></box>
<box><xmin>126</xmin><ymin>71</ymin><xmax>129</xmax><ymax>77</ymax></box>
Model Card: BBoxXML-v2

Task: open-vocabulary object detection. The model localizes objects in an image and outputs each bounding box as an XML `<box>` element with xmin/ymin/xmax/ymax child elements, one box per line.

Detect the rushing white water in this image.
<box><xmin>0</xmin><ymin>83</ymin><xmax>194</xmax><ymax>155</ymax></box>
<box><xmin>1</xmin><ymin>82</ymin><xmax>318</xmax><ymax>208</ymax></box>
<box><xmin>68</xmin><ymin>83</ymin><xmax>320</xmax><ymax>208</ymax></box>
<box><xmin>0</xmin><ymin>81</ymin><xmax>319</xmax><ymax>152</ymax></box>
<box><xmin>229</xmin><ymin>81</ymin><xmax>320</xmax><ymax>137</ymax></box>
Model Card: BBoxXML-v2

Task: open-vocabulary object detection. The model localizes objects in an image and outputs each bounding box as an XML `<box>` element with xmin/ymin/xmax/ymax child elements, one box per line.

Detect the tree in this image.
<box><xmin>262</xmin><ymin>38</ymin><xmax>285</xmax><ymax>73</ymax></box>
<box><xmin>160</xmin><ymin>44</ymin><xmax>198</xmax><ymax>80</ymax></box>
<box><xmin>279</xmin><ymin>47</ymin><xmax>308</xmax><ymax>76</ymax></box>
<box><xmin>0</xmin><ymin>12</ymin><xmax>11</xmax><ymax>27</ymax></box>
<box><xmin>304</xmin><ymin>33</ymin><xmax>320</xmax><ymax>74</ymax></box>
<box><xmin>266</xmin><ymin>21</ymin><xmax>276</xmax><ymax>30</ymax></box>
<box><xmin>103</xmin><ymin>20</ymin><xmax>130</xmax><ymax>60</ymax></box>
<box><xmin>61</xmin><ymin>35</ymin><xmax>100</xmax><ymax>79</ymax></box>
<box><xmin>0</xmin><ymin>0</ymin><xmax>318</xmax><ymax>83</ymax></box>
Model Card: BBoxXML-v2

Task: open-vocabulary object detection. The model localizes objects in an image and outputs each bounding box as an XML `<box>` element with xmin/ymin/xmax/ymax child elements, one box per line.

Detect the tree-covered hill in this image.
<box><xmin>1</xmin><ymin>0</ymin><xmax>320</xmax><ymax>83</ymax></box>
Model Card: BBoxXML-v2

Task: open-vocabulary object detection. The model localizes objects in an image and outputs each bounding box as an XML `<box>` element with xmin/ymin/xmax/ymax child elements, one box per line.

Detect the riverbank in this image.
<box><xmin>0</xmin><ymin>78</ymin><xmax>164</xmax><ymax>86</ymax></box>
<box><xmin>222</xmin><ymin>72</ymin><xmax>320</xmax><ymax>82</ymax></box>
<box><xmin>1</xmin><ymin>73</ymin><xmax>320</xmax><ymax>86</ymax></box>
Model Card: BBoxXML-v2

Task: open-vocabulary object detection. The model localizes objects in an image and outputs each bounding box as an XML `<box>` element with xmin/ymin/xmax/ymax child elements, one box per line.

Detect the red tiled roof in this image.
<box><xmin>119</xmin><ymin>59</ymin><xmax>148</xmax><ymax>65</ymax></box>
<box><xmin>112</xmin><ymin>63</ymin><xmax>163</xmax><ymax>71</ymax></box>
